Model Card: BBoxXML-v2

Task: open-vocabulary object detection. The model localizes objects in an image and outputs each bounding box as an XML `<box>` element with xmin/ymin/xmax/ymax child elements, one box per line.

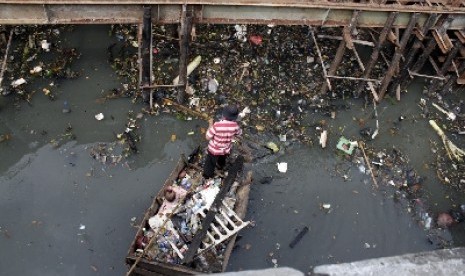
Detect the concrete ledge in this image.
<box><xmin>313</xmin><ymin>248</ymin><xmax>465</xmax><ymax>276</ymax></box>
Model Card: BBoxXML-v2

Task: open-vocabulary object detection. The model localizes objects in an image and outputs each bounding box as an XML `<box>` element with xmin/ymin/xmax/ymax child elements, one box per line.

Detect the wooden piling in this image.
<box><xmin>177</xmin><ymin>4</ymin><xmax>193</xmax><ymax>104</ymax></box>
<box><xmin>0</xmin><ymin>29</ymin><xmax>13</xmax><ymax>88</ymax></box>
<box><xmin>141</xmin><ymin>6</ymin><xmax>152</xmax><ymax>104</ymax></box>
<box><xmin>378</xmin><ymin>13</ymin><xmax>418</xmax><ymax>100</ymax></box>
<box><xmin>355</xmin><ymin>12</ymin><xmax>397</xmax><ymax>98</ymax></box>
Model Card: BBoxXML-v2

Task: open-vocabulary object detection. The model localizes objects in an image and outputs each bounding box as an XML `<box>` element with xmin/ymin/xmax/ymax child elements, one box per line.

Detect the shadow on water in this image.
<box><xmin>0</xmin><ymin>25</ymin><xmax>463</xmax><ymax>276</ymax></box>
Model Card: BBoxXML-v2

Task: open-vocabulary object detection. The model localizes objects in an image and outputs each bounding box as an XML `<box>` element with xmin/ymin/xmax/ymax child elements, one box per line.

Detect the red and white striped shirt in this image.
<box><xmin>206</xmin><ymin>119</ymin><xmax>242</xmax><ymax>155</ymax></box>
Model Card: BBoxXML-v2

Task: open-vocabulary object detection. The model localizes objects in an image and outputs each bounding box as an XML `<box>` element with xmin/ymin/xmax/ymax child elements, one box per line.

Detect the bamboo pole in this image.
<box><xmin>408</xmin><ymin>70</ymin><xmax>446</xmax><ymax>80</ymax></box>
<box><xmin>378</xmin><ymin>13</ymin><xmax>418</xmax><ymax>100</ymax></box>
<box><xmin>355</xmin><ymin>12</ymin><xmax>397</xmax><ymax>97</ymax></box>
<box><xmin>310</xmin><ymin>30</ymin><xmax>332</xmax><ymax>92</ymax></box>
<box><xmin>358</xmin><ymin>141</ymin><xmax>379</xmax><ymax>189</ymax></box>
<box><xmin>327</xmin><ymin>75</ymin><xmax>381</xmax><ymax>83</ymax></box>
<box><xmin>316</xmin><ymin>35</ymin><xmax>374</xmax><ymax>47</ymax></box>
<box><xmin>0</xmin><ymin>29</ymin><xmax>13</xmax><ymax>88</ymax></box>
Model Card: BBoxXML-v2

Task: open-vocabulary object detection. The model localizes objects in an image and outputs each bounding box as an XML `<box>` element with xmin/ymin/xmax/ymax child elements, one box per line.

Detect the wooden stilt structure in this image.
<box><xmin>378</xmin><ymin>13</ymin><xmax>419</xmax><ymax>100</ymax></box>
<box><xmin>354</xmin><ymin>12</ymin><xmax>397</xmax><ymax>98</ymax></box>
<box><xmin>392</xmin><ymin>13</ymin><xmax>438</xmax><ymax>92</ymax></box>
<box><xmin>320</xmin><ymin>11</ymin><xmax>360</xmax><ymax>95</ymax></box>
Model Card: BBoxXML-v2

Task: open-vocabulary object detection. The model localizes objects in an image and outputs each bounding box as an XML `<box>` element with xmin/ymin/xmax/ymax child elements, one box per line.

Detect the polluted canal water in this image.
<box><xmin>0</xmin><ymin>25</ymin><xmax>464</xmax><ymax>275</ymax></box>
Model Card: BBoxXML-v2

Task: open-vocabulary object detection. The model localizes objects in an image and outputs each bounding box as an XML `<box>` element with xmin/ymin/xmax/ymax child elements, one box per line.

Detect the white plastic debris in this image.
<box><xmin>30</xmin><ymin>66</ymin><xmax>42</xmax><ymax>74</ymax></box>
<box><xmin>234</xmin><ymin>25</ymin><xmax>247</xmax><ymax>42</ymax></box>
<box><xmin>432</xmin><ymin>102</ymin><xmax>456</xmax><ymax>121</ymax></box>
<box><xmin>95</xmin><ymin>113</ymin><xmax>104</xmax><ymax>121</ymax></box>
<box><xmin>41</xmin><ymin>40</ymin><xmax>51</xmax><ymax>52</ymax></box>
<box><xmin>277</xmin><ymin>162</ymin><xmax>287</xmax><ymax>173</ymax></box>
<box><xmin>213</xmin><ymin>57</ymin><xmax>221</xmax><ymax>64</ymax></box>
<box><xmin>11</xmin><ymin>78</ymin><xmax>26</xmax><ymax>87</ymax></box>
<box><xmin>207</xmin><ymin>78</ymin><xmax>219</xmax><ymax>93</ymax></box>
<box><xmin>188</xmin><ymin>97</ymin><xmax>200</xmax><ymax>107</ymax></box>
<box><xmin>130</xmin><ymin>40</ymin><xmax>139</xmax><ymax>48</ymax></box>
<box><xmin>279</xmin><ymin>134</ymin><xmax>287</xmax><ymax>142</ymax></box>
<box><xmin>322</xmin><ymin>204</ymin><xmax>331</xmax><ymax>209</ymax></box>
<box><xmin>238</xmin><ymin>106</ymin><xmax>251</xmax><ymax>119</ymax></box>
<box><xmin>319</xmin><ymin>130</ymin><xmax>328</xmax><ymax>148</ymax></box>
<box><xmin>79</xmin><ymin>224</ymin><xmax>86</xmax><ymax>230</ymax></box>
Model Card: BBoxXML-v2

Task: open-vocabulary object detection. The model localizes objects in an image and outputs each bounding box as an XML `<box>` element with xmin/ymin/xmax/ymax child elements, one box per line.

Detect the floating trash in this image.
<box><xmin>277</xmin><ymin>162</ymin><xmax>287</xmax><ymax>173</ymax></box>
<box><xmin>11</xmin><ymin>78</ymin><xmax>26</xmax><ymax>87</ymax></box>
<box><xmin>95</xmin><ymin>113</ymin><xmax>104</xmax><ymax>121</ymax></box>
<box><xmin>266</xmin><ymin>142</ymin><xmax>279</xmax><ymax>153</ymax></box>
<box><xmin>336</xmin><ymin>136</ymin><xmax>357</xmax><ymax>155</ymax></box>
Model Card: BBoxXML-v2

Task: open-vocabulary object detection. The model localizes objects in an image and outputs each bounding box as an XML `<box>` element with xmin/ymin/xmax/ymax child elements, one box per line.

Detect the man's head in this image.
<box><xmin>222</xmin><ymin>105</ymin><xmax>239</xmax><ymax>121</ymax></box>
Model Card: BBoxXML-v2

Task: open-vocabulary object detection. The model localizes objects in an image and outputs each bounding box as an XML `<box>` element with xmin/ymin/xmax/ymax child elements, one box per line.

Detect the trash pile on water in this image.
<box><xmin>107</xmin><ymin>24</ymin><xmax>386</xmax><ymax>147</ymax></box>
<box><xmin>0</xmin><ymin>26</ymin><xmax>81</xmax><ymax>102</ymax></box>
<box><xmin>134</xmin><ymin>167</ymin><xmax>246</xmax><ymax>270</ymax></box>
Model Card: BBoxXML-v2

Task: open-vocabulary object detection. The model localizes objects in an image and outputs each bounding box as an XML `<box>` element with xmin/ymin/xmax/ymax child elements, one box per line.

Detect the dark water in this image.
<box><xmin>0</xmin><ymin>25</ymin><xmax>463</xmax><ymax>275</ymax></box>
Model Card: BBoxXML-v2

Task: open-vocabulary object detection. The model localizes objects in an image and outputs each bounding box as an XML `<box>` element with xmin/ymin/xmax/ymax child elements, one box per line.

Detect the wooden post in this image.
<box><xmin>355</xmin><ymin>12</ymin><xmax>397</xmax><ymax>97</ymax></box>
<box><xmin>429</xmin><ymin>40</ymin><xmax>461</xmax><ymax>92</ymax></box>
<box><xmin>141</xmin><ymin>6</ymin><xmax>152</xmax><ymax>103</ymax></box>
<box><xmin>393</xmin><ymin>13</ymin><xmax>438</xmax><ymax>91</ymax></box>
<box><xmin>177</xmin><ymin>4</ymin><xmax>193</xmax><ymax>104</ymax></box>
<box><xmin>378</xmin><ymin>13</ymin><xmax>418</xmax><ymax>100</ymax></box>
<box><xmin>0</xmin><ymin>29</ymin><xmax>13</xmax><ymax>88</ymax></box>
<box><xmin>320</xmin><ymin>11</ymin><xmax>359</xmax><ymax>94</ymax></box>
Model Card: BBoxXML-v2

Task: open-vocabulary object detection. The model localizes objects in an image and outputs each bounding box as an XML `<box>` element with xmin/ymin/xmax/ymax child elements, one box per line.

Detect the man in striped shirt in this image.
<box><xmin>203</xmin><ymin>105</ymin><xmax>242</xmax><ymax>179</ymax></box>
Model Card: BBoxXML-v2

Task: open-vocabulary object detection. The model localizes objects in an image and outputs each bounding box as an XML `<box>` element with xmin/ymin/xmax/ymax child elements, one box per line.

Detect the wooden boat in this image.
<box><xmin>126</xmin><ymin>149</ymin><xmax>252</xmax><ymax>276</ymax></box>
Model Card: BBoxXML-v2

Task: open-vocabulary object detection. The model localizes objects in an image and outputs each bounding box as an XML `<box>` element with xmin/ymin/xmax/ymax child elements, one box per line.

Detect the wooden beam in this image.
<box><xmin>141</xmin><ymin>6</ymin><xmax>152</xmax><ymax>104</ymax></box>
